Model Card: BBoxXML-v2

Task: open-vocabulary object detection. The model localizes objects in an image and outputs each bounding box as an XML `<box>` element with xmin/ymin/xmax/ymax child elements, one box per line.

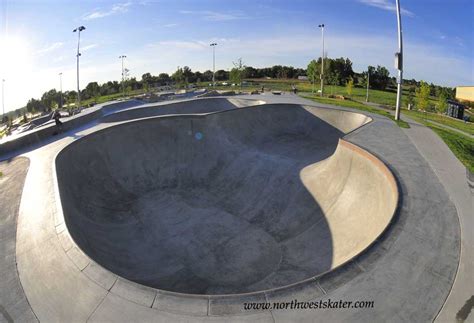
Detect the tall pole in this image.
<box><xmin>395</xmin><ymin>0</ymin><xmax>403</xmax><ymax>120</ymax></box>
<box><xmin>366</xmin><ymin>68</ymin><xmax>370</xmax><ymax>102</ymax></box>
<box><xmin>119</xmin><ymin>55</ymin><xmax>127</xmax><ymax>97</ymax></box>
<box><xmin>59</xmin><ymin>73</ymin><xmax>63</xmax><ymax>109</ymax></box>
<box><xmin>210</xmin><ymin>43</ymin><xmax>217</xmax><ymax>86</ymax></box>
<box><xmin>1</xmin><ymin>79</ymin><xmax>4</xmax><ymax>121</ymax></box>
<box><xmin>318</xmin><ymin>24</ymin><xmax>325</xmax><ymax>97</ymax></box>
<box><xmin>73</xmin><ymin>26</ymin><xmax>86</xmax><ymax>109</ymax></box>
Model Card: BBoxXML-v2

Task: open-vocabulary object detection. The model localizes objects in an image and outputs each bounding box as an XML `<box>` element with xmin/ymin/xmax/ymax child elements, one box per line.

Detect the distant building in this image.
<box><xmin>455</xmin><ymin>86</ymin><xmax>474</xmax><ymax>103</ymax></box>
<box><xmin>446</xmin><ymin>99</ymin><xmax>465</xmax><ymax>120</ymax></box>
<box><xmin>298</xmin><ymin>76</ymin><xmax>309</xmax><ymax>81</ymax></box>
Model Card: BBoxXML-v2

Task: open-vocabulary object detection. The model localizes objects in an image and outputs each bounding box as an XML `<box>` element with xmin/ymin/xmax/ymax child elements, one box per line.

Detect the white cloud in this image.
<box><xmin>82</xmin><ymin>2</ymin><xmax>132</xmax><ymax>20</ymax></box>
<box><xmin>163</xmin><ymin>23</ymin><xmax>178</xmax><ymax>28</ymax></box>
<box><xmin>81</xmin><ymin>44</ymin><xmax>98</xmax><ymax>52</ymax></box>
<box><xmin>454</xmin><ymin>36</ymin><xmax>465</xmax><ymax>47</ymax></box>
<box><xmin>154</xmin><ymin>40</ymin><xmax>208</xmax><ymax>50</ymax></box>
<box><xmin>5</xmin><ymin>31</ymin><xmax>472</xmax><ymax>113</ymax></box>
<box><xmin>53</xmin><ymin>56</ymin><xmax>65</xmax><ymax>63</ymax></box>
<box><xmin>358</xmin><ymin>0</ymin><xmax>414</xmax><ymax>17</ymax></box>
<box><xmin>146</xmin><ymin>33</ymin><xmax>472</xmax><ymax>87</ymax></box>
<box><xmin>36</xmin><ymin>42</ymin><xmax>64</xmax><ymax>55</ymax></box>
<box><xmin>179</xmin><ymin>10</ymin><xmax>248</xmax><ymax>21</ymax></box>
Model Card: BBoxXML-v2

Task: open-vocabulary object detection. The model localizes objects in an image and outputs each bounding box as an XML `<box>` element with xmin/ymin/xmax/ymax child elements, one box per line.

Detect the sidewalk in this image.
<box><xmin>362</xmin><ymin>100</ymin><xmax>473</xmax><ymax>138</ymax></box>
<box><xmin>401</xmin><ymin>117</ymin><xmax>474</xmax><ymax>323</ymax></box>
<box><xmin>420</xmin><ymin>119</ymin><xmax>473</xmax><ymax>138</ymax></box>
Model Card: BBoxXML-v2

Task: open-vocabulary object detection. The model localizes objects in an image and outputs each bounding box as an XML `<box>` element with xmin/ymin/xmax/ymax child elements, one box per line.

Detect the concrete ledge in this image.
<box><xmin>0</xmin><ymin>100</ymin><xmax>143</xmax><ymax>156</ymax></box>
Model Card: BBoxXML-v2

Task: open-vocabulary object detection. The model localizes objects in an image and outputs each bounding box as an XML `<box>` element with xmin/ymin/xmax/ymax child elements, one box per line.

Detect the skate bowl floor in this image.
<box><xmin>55</xmin><ymin>103</ymin><xmax>398</xmax><ymax>295</ymax></box>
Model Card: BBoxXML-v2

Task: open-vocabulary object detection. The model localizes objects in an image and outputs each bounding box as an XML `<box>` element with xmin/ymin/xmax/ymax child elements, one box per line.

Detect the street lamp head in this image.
<box><xmin>210</xmin><ymin>43</ymin><xmax>217</xmax><ymax>46</ymax></box>
<box><xmin>318</xmin><ymin>24</ymin><xmax>325</xmax><ymax>28</ymax></box>
<box><xmin>73</xmin><ymin>26</ymin><xmax>86</xmax><ymax>32</ymax></box>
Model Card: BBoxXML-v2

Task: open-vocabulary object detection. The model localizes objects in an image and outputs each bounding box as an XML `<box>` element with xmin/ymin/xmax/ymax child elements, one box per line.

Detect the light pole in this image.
<box><xmin>1</xmin><ymin>79</ymin><xmax>4</xmax><ymax>122</ymax></box>
<box><xmin>394</xmin><ymin>0</ymin><xmax>403</xmax><ymax>120</ymax></box>
<box><xmin>1</xmin><ymin>79</ymin><xmax>4</xmax><ymax>115</ymax></box>
<box><xmin>318</xmin><ymin>24</ymin><xmax>325</xmax><ymax>97</ymax></box>
<box><xmin>59</xmin><ymin>73</ymin><xmax>63</xmax><ymax>109</ymax></box>
<box><xmin>210</xmin><ymin>43</ymin><xmax>217</xmax><ymax>86</ymax></box>
<box><xmin>119</xmin><ymin>55</ymin><xmax>127</xmax><ymax>97</ymax></box>
<box><xmin>73</xmin><ymin>26</ymin><xmax>86</xmax><ymax>109</ymax></box>
<box><xmin>366</xmin><ymin>68</ymin><xmax>370</xmax><ymax>102</ymax></box>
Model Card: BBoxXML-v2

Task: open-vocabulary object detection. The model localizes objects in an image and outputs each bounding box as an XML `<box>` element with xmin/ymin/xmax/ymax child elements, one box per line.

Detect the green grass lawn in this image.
<box><xmin>80</xmin><ymin>88</ymin><xmax>146</xmax><ymax>107</ymax></box>
<box><xmin>402</xmin><ymin>109</ymin><xmax>473</xmax><ymax>135</ymax></box>
<box><xmin>404</xmin><ymin>112</ymin><xmax>474</xmax><ymax>172</ymax></box>
<box><xmin>300</xmin><ymin>93</ymin><xmax>410</xmax><ymax>128</ymax></box>
<box><xmin>428</xmin><ymin>125</ymin><xmax>474</xmax><ymax>173</ymax></box>
<box><xmin>241</xmin><ymin>78</ymin><xmax>439</xmax><ymax>108</ymax></box>
<box><xmin>202</xmin><ymin>78</ymin><xmax>442</xmax><ymax>110</ymax></box>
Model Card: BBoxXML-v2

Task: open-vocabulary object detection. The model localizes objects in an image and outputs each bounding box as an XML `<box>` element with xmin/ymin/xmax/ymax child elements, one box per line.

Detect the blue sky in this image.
<box><xmin>1</xmin><ymin>0</ymin><xmax>473</xmax><ymax>111</ymax></box>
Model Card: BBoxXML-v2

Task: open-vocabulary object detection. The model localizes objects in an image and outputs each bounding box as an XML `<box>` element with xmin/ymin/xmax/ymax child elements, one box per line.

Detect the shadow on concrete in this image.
<box><xmin>55</xmin><ymin>104</ymin><xmax>394</xmax><ymax>295</ymax></box>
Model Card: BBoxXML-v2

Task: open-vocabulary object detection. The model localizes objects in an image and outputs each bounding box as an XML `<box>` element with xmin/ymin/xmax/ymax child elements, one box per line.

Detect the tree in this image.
<box><xmin>84</xmin><ymin>82</ymin><xmax>100</xmax><ymax>100</ymax></box>
<box><xmin>158</xmin><ymin>73</ymin><xmax>171</xmax><ymax>85</ymax></box>
<box><xmin>65</xmin><ymin>91</ymin><xmax>78</xmax><ymax>106</ymax></box>
<box><xmin>182</xmin><ymin>66</ymin><xmax>195</xmax><ymax>84</ymax></box>
<box><xmin>230</xmin><ymin>58</ymin><xmax>246</xmax><ymax>90</ymax></box>
<box><xmin>40</xmin><ymin>89</ymin><xmax>61</xmax><ymax>111</ymax></box>
<box><xmin>307</xmin><ymin>59</ymin><xmax>320</xmax><ymax>87</ymax></box>
<box><xmin>171</xmin><ymin>67</ymin><xmax>185</xmax><ymax>87</ymax></box>
<box><xmin>202</xmin><ymin>70</ymin><xmax>213</xmax><ymax>82</ymax></box>
<box><xmin>141</xmin><ymin>73</ymin><xmax>152</xmax><ymax>83</ymax></box>
<box><xmin>244</xmin><ymin>66</ymin><xmax>257</xmax><ymax>79</ymax></box>
<box><xmin>100</xmin><ymin>81</ymin><xmax>120</xmax><ymax>96</ymax></box>
<box><xmin>415</xmin><ymin>81</ymin><xmax>430</xmax><ymax>111</ymax></box>
<box><xmin>369</xmin><ymin>65</ymin><xmax>390</xmax><ymax>90</ymax></box>
<box><xmin>141</xmin><ymin>73</ymin><xmax>152</xmax><ymax>92</ymax></box>
<box><xmin>346</xmin><ymin>77</ymin><xmax>354</xmax><ymax>97</ymax></box>
<box><xmin>437</xmin><ymin>90</ymin><xmax>448</xmax><ymax>113</ymax></box>
<box><xmin>26</xmin><ymin>98</ymin><xmax>44</xmax><ymax>114</ymax></box>
<box><xmin>194</xmin><ymin>71</ymin><xmax>202</xmax><ymax>83</ymax></box>
<box><xmin>307</xmin><ymin>57</ymin><xmax>354</xmax><ymax>88</ymax></box>
<box><xmin>214</xmin><ymin>69</ymin><xmax>229</xmax><ymax>81</ymax></box>
<box><xmin>326</xmin><ymin>57</ymin><xmax>354</xmax><ymax>86</ymax></box>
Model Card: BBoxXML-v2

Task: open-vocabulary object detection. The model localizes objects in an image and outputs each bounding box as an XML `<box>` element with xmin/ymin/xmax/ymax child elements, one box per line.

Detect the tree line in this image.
<box><xmin>12</xmin><ymin>57</ymin><xmax>456</xmax><ymax>118</ymax></box>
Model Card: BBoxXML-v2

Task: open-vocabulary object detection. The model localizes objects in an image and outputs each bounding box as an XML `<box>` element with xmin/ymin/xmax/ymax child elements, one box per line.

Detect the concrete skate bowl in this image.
<box><xmin>55</xmin><ymin>103</ymin><xmax>398</xmax><ymax>295</ymax></box>
<box><xmin>101</xmin><ymin>97</ymin><xmax>266</xmax><ymax>123</ymax></box>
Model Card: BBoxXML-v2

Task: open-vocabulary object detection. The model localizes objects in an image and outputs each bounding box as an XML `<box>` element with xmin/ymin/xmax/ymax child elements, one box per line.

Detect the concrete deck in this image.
<box><xmin>0</xmin><ymin>94</ymin><xmax>465</xmax><ymax>322</ymax></box>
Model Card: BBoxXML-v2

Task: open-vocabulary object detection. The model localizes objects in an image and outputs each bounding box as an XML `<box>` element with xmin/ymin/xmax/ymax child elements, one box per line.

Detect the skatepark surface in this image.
<box><xmin>0</xmin><ymin>95</ymin><xmax>464</xmax><ymax>322</ymax></box>
<box><xmin>55</xmin><ymin>104</ymin><xmax>396</xmax><ymax>295</ymax></box>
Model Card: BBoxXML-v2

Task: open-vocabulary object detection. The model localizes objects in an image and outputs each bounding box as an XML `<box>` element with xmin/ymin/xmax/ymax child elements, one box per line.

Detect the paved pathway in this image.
<box><xmin>401</xmin><ymin>117</ymin><xmax>474</xmax><ymax>323</ymax></box>
<box><xmin>420</xmin><ymin>119</ymin><xmax>474</xmax><ymax>138</ymax></box>
<box><xmin>0</xmin><ymin>157</ymin><xmax>37</xmax><ymax>323</ymax></box>
<box><xmin>361</xmin><ymin>100</ymin><xmax>473</xmax><ymax>138</ymax></box>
